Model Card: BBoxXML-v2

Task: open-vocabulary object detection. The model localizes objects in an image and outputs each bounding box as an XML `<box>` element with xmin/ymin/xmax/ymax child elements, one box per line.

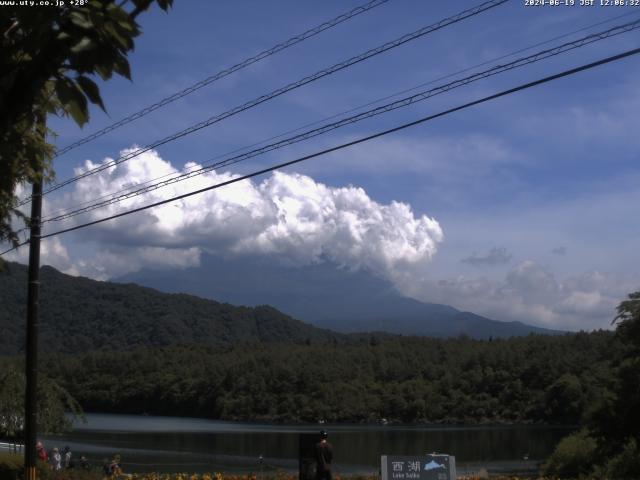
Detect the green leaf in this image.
<box><xmin>157</xmin><ymin>0</ymin><xmax>174</xmax><ymax>11</ymax></box>
<box><xmin>112</xmin><ymin>54</ymin><xmax>131</xmax><ymax>80</ymax></box>
<box><xmin>117</xmin><ymin>19</ymin><xmax>137</xmax><ymax>34</ymax></box>
<box><xmin>54</xmin><ymin>78</ymin><xmax>89</xmax><ymax>127</ymax></box>
<box><xmin>108</xmin><ymin>5</ymin><xmax>133</xmax><ymax>24</ymax></box>
<box><xmin>70</xmin><ymin>11</ymin><xmax>93</xmax><ymax>30</ymax></box>
<box><xmin>104</xmin><ymin>23</ymin><xmax>133</xmax><ymax>50</ymax></box>
<box><xmin>70</xmin><ymin>36</ymin><xmax>94</xmax><ymax>54</ymax></box>
<box><xmin>131</xmin><ymin>0</ymin><xmax>153</xmax><ymax>11</ymax></box>
<box><xmin>94</xmin><ymin>63</ymin><xmax>113</xmax><ymax>81</ymax></box>
<box><xmin>76</xmin><ymin>75</ymin><xmax>106</xmax><ymax>113</ymax></box>
<box><xmin>86</xmin><ymin>9</ymin><xmax>106</xmax><ymax>36</ymax></box>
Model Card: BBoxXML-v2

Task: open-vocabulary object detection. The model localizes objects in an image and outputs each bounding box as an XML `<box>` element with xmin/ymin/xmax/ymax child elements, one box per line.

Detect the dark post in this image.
<box><xmin>24</xmin><ymin>117</ymin><xmax>44</xmax><ymax>480</ymax></box>
<box><xmin>299</xmin><ymin>433</ymin><xmax>318</xmax><ymax>480</ymax></box>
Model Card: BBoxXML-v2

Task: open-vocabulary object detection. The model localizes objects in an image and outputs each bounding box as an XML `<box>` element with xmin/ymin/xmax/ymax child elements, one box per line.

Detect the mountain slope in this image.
<box><xmin>118</xmin><ymin>254</ymin><xmax>562</xmax><ymax>339</ymax></box>
<box><xmin>0</xmin><ymin>262</ymin><xmax>345</xmax><ymax>355</ymax></box>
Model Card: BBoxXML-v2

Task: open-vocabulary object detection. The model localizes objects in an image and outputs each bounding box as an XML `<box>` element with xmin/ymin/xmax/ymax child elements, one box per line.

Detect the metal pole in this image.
<box><xmin>24</xmin><ymin>115</ymin><xmax>44</xmax><ymax>480</ymax></box>
<box><xmin>259</xmin><ymin>454</ymin><xmax>264</xmax><ymax>480</ymax></box>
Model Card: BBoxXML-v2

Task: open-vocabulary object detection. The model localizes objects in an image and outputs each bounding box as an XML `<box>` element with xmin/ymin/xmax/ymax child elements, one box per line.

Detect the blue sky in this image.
<box><xmin>9</xmin><ymin>0</ymin><xmax>640</xmax><ymax>330</ymax></box>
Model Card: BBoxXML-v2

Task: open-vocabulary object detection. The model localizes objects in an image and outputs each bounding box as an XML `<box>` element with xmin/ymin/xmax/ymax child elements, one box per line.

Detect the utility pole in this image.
<box><xmin>24</xmin><ymin>113</ymin><xmax>44</xmax><ymax>480</ymax></box>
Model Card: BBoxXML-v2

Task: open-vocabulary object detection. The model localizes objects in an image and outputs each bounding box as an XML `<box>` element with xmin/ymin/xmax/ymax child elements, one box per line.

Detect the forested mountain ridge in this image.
<box><xmin>1</xmin><ymin>261</ymin><xmax>560</xmax><ymax>356</ymax></box>
<box><xmin>0</xmin><ymin>262</ymin><xmax>345</xmax><ymax>355</ymax></box>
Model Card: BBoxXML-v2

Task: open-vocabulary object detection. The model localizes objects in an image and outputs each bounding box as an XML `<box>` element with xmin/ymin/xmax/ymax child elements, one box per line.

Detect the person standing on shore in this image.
<box><xmin>109</xmin><ymin>454</ymin><xmax>123</xmax><ymax>476</ymax></box>
<box><xmin>62</xmin><ymin>446</ymin><xmax>72</xmax><ymax>468</ymax></box>
<box><xmin>50</xmin><ymin>447</ymin><xmax>61</xmax><ymax>471</ymax></box>
<box><xmin>36</xmin><ymin>441</ymin><xmax>47</xmax><ymax>463</ymax></box>
<box><xmin>315</xmin><ymin>430</ymin><xmax>333</xmax><ymax>480</ymax></box>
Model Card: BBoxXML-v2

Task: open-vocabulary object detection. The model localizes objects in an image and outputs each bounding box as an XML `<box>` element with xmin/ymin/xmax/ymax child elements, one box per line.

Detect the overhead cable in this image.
<box><xmin>41</xmin><ymin>19</ymin><xmax>640</xmax><ymax>224</ymax></box>
<box><xmin>52</xmin><ymin>0</ymin><xmax>391</xmax><ymax>158</ymax></box>
<box><xmin>42</xmin><ymin>10</ymin><xmax>640</xmax><ymax>221</ymax></box>
<box><xmin>24</xmin><ymin>0</ymin><xmax>508</xmax><ymax>204</ymax></box>
<box><xmin>3</xmin><ymin>45</ymin><xmax>638</xmax><ymax>256</ymax></box>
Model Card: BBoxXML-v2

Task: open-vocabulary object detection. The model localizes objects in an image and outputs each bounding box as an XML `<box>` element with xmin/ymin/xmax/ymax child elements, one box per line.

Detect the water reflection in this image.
<box><xmin>41</xmin><ymin>414</ymin><xmax>572</xmax><ymax>474</ymax></box>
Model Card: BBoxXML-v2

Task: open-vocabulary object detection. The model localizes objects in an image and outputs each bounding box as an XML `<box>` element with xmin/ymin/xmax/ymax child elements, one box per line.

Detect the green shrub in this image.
<box><xmin>542</xmin><ymin>429</ymin><xmax>597</xmax><ymax>478</ymax></box>
<box><xmin>0</xmin><ymin>452</ymin><xmax>23</xmax><ymax>480</ymax></box>
<box><xmin>36</xmin><ymin>467</ymin><xmax>103</xmax><ymax>480</ymax></box>
<box><xmin>0</xmin><ymin>455</ymin><xmax>101</xmax><ymax>480</ymax></box>
<box><xmin>595</xmin><ymin>438</ymin><xmax>640</xmax><ymax>480</ymax></box>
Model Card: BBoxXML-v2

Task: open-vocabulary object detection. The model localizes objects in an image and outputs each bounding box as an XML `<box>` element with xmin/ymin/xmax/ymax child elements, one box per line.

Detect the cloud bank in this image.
<box><xmin>20</xmin><ymin>148</ymin><xmax>443</xmax><ymax>283</ymax></box>
<box><xmin>397</xmin><ymin>260</ymin><xmax>634</xmax><ymax>330</ymax></box>
<box><xmin>461</xmin><ymin>246</ymin><xmax>512</xmax><ymax>267</ymax></box>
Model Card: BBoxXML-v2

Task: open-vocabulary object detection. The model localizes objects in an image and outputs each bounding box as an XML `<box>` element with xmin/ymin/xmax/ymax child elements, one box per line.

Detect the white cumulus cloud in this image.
<box><xmin>37</xmin><ymin>148</ymin><xmax>443</xmax><ymax>283</ymax></box>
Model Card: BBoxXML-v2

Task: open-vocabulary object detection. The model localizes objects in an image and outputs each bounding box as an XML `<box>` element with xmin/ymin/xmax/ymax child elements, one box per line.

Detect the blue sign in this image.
<box><xmin>381</xmin><ymin>454</ymin><xmax>456</xmax><ymax>480</ymax></box>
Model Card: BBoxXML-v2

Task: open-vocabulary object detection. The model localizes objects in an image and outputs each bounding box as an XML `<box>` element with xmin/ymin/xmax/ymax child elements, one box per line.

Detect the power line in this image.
<box><xmin>23</xmin><ymin>0</ymin><xmax>507</xmax><ymax>204</ymax></box>
<box><xmin>3</xmin><ymin>45</ymin><xmax>638</xmax><ymax>256</ymax></box>
<box><xmin>41</xmin><ymin>18</ymin><xmax>640</xmax><ymax>224</ymax></box>
<box><xmin>41</xmin><ymin>10</ymin><xmax>640</xmax><ymax>222</ymax></box>
<box><xmin>42</xmin><ymin>0</ymin><xmax>508</xmax><ymax>193</ymax></box>
<box><xmin>52</xmin><ymin>0</ymin><xmax>391</xmax><ymax>158</ymax></box>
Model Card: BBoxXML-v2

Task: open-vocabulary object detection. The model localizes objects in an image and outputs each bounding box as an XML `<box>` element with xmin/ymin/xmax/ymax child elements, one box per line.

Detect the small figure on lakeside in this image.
<box><xmin>102</xmin><ymin>454</ymin><xmax>122</xmax><ymax>476</ymax></box>
<box><xmin>63</xmin><ymin>445</ymin><xmax>73</xmax><ymax>468</ymax></box>
<box><xmin>315</xmin><ymin>430</ymin><xmax>333</xmax><ymax>480</ymax></box>
<box><xmin>79</xmin><ymin>455</ymin><xmax>91</xmax><ymax>470</ymax></box>
<box><xmin>109</xmin><ymin>454</ymin><xmax>123</xmax><ymax>476</ymax></box>
<box><xmin>36</xmin><ymin>441</ymin><xmax>47</xmax><ymax>463</ymax></box>
<box><xmin>50</xmin><ymin>447</ymin><xmax>62</xmax><ymax>470</ymax></box>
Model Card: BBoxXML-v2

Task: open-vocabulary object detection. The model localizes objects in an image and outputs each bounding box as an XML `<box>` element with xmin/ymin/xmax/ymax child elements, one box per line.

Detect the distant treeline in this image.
<box><xmin>15</xmin><ymin>330</ymin><xmax>617</xmax><ymax>425</ymax></box>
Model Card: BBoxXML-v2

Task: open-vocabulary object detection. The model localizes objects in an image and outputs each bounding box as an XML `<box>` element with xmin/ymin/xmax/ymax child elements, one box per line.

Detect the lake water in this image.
<box><xmin>41</xmin><ymin>413</ymin><xmax>573</xmax><ymax>475</ymax></box>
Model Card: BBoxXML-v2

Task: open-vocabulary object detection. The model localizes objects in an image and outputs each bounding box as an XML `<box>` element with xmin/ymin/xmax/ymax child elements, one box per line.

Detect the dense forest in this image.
<box><xmin>0</xmin><ymin>263</ymin><xmax>347</xmax><ymax>355</ymax></box>
<box><xmin>2</xmin><ymin>330</ymin><xmax>612</xmax><ymax>425</ymax></box>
